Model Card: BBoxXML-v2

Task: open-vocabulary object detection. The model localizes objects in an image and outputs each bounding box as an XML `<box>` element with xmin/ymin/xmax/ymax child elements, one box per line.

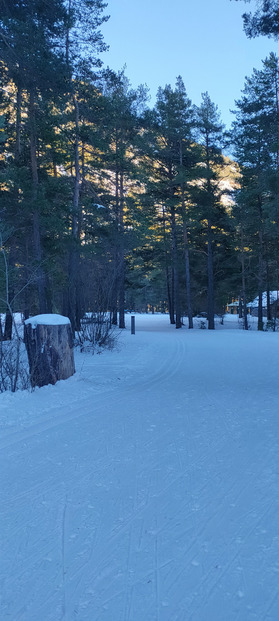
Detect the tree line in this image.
<box><xmin>1</xmin><ymin>0</ymin><xmax>279</xmax><ymax>336</ymax></box>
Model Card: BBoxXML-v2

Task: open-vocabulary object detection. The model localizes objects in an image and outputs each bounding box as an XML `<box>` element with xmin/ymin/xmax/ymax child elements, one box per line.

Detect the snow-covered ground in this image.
<box><xmin>1</xmin><ymin>314</ymin><xmax>279</xmax><ymax>621</ymax></box>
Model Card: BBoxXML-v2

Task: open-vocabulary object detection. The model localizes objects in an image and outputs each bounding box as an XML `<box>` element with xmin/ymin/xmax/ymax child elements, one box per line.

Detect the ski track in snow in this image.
<box><xmin>1</xmin><ymin>314</ymin><xmax>279</xmax><ymax>621</ymax></box>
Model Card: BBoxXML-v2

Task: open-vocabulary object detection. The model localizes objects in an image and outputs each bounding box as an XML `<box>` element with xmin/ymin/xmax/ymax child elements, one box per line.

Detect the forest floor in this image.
<box><xmin>1</xmin><ymin>313</ymin><xmax>279</xmax><ymax>621</ymax></box>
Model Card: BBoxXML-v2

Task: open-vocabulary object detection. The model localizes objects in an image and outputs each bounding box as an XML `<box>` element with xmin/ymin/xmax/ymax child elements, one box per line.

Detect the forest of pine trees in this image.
<box><xmin>1</xmin><ymin>0</ymin><xmax>279</xmax><ymax>336</ymax></box>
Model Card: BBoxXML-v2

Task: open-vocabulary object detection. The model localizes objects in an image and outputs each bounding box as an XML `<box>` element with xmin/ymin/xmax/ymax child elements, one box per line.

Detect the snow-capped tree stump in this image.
<box><xmin>24</xmin><ymin>314</ymin><xmax>75</xmax><ymax>388</ymax></box>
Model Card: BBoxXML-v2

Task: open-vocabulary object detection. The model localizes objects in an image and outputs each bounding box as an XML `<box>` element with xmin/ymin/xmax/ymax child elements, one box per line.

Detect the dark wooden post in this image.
<box><xmin>24</xmin><ymin>314</ymin><xmax>75</xmax><ymax>388</ymax></box>
<box><xmin>131</xmin><ymin>315</ymin><xmax>135</xmax><ymax>335</ymax></box>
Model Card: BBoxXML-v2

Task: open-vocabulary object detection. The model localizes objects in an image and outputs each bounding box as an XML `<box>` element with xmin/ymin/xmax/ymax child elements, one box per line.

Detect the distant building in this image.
<box><xmin>247</xmin><ymin>291</ymin><xmax>279</xmax><ymax>316</ymax></box>
<box><xmin>226</xmin><ymin>299</ymin><xmax>239</xmax><ymax>314</ymax></box>
<box><xmin>226</xmin><ymin>292</ymin><xmax>279</xmax><ymax>316</ymax></box>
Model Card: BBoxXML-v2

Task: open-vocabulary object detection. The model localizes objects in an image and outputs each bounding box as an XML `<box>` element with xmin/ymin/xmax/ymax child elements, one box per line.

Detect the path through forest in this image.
<box><xmin>1</xmin><ymin>314</ymin><xmax>279</xmax><ymax>620</ymax></box>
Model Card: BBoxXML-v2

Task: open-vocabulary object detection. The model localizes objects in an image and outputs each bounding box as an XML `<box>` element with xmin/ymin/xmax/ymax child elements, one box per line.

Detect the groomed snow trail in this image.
<box><xmin>1</xmin><ymin>315</ymin><xmax>279</xmax><ymax>621</ymax></box>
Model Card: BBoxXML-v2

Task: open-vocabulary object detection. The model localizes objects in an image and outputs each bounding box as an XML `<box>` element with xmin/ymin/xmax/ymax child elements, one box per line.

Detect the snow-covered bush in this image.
<box><xmin>238</xmin><ymin>317</ymin><xmax>251</xmax><ymax>330</ymax></box>
<box><xmin>0</xmin><ymin>337</ymin><xmax>30</xmax><ymax>392</ymax></box>
<box><xmin>263</xmin><ymin>319</ymin><xmax>279</xmax><ymax>332</ymax></box>
<box><xmin>76</xmin><ymin>312</ymin><xmax>118</xmax><ymax>353</ymax></box>
<box><xmin>199</xmin><ymin>320</ymin><xmax>207</xmax><ymax>329</ymax></box>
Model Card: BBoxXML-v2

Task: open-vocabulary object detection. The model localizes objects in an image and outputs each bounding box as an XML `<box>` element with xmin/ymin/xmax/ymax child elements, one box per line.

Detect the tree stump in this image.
<box><xmin>24</xmin><ymin>314</ymin><xmax>75</xmax><ymax>388</ymax></box>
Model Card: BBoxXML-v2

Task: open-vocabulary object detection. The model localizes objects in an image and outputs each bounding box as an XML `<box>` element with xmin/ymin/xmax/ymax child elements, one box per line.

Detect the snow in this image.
<box><xmin>1</xmin><ymin>314</ymin><xmax>279</xmax><ymax>620</ymax></box>
<box><xmin>25</xmin><ymin>313</ymin><xmax>71</xmax><ymax>329</ymax></box>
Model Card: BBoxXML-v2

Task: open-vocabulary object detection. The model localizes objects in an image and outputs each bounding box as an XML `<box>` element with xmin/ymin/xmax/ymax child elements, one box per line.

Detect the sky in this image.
<box><xmin>101</xmin><ymin>0</ymin><xmax>277</xmax><ymax>128</ymax></box>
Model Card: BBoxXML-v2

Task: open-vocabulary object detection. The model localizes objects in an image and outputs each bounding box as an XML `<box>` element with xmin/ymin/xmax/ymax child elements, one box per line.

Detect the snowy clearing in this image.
<box><xmin>1</xmin><ymin>314</ymin><xmax>279</xmax><ymax>621</ymax></box>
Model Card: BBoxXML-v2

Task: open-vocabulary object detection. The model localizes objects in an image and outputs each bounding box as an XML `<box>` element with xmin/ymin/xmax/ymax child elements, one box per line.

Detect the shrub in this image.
<box><xmin>76</xmin><ymin>312</ymin><xmax>118</xmax><ymax>353</ymax></box>
<box><xmin>0</xmin><ymin>337</ymin><xmax>30</xmax><ymax>392</ymax></box>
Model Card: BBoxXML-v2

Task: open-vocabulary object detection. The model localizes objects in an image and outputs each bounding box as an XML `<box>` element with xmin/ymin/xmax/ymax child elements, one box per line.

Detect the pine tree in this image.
<box><xmin>231</xmin><ymin>54</ymin><xmax>279</xmax><ymax>329</ymax></box>
<box><xmin>232</xmin><ymin>0</ymin><xmax>279</xmax><ymax>38</ymax></box>
<box><xmin>141</xmin><ymin>78</ymin><xmax>196</xmax><ymax>328</ymax></box>
<box><xmin>194</xmin><ymin>93</ymin><xmax>226</xmax><ymax>330</ymax></box>
<box><xmin>92</xmin><ymin>69</ymin><xmax>148</xmax><ymax>328</ymax></box>
<box><xmin>0</xmin><ymin>0</ymin><xmax>68</xmax><ymax>314</ymax></box>
<box><xmin>63</xmin><ymin>0</ymin><xmax>109</xmax><ymax>331</ymax></box>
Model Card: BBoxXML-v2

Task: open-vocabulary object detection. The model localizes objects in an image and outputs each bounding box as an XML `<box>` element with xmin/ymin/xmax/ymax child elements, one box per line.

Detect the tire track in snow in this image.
<box><xmin>0</xmin><ymin>331</ymin><xmax>184</xmax><ymax>453</ymax></box>
<box><xmin>6</xmin><ymin>426</ymin><xmax>274</xmax><ymax>620</ymax></box>
<box><xmin>55</xmin><ymin>371</ymin><xmax>268</xmax><ymax>618</ymax></box>
<box><xmin>263</xmin><ymin>591</ymin><xmax>279</xmax><ymax>621</ymax></box>
<box><xmin>1</xmin><ymin>331</ymin><xmax>186</xmax><ymax>544</ymax></box>
<box><xmin>154</xmin><ymin>516</ymin><xmax>159</xmax><ymax>621</ymax></box>
<box><xmin>65</xmin><ymin>336</ymin><xmax>188</xmax><ymax>614</ymax></box>
<box><xmin>2</xmin><ymin>330</ymin><xmax>188</xmax><ymax>620</ymax></box>
<box><xmin>3</xmin><ymin>324</ymin><xmax>278</xmax><ymax>620</ymax></box>
<box><xmin>122</xmin><ymin>525</ymin><xmax>133</xmax><ymax>621</ymax></box>
<box><xmin>185</xmin><ymin>498</ymin><xmax>277</xmax><ymax>621</ymax></box>
<box><xmin>157</xmin><ymin>457</ymin><xmax>278</xmax><ymax>620</ymax></box>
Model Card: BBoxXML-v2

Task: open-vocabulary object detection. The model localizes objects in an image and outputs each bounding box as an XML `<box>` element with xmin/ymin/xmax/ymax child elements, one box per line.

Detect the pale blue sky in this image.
<box><xmin>102</xmin><ymin>0</ymin><xmax>276</xmax><ymax>127</ymax></box>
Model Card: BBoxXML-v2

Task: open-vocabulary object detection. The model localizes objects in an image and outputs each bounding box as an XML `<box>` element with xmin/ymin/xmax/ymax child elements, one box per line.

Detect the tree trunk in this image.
<box><xmin>161</xmin><ymin>205</ymin><xmax>174</xmax><ymax>324</ymax></box>
<box><xmin>240</xmin><ymin>220</ymin><xmax>249</xmax><ymax>330</ymax></box>
<box><xmin>170</xmin><ymin>204</ymin><xmax>182</xmax><ymax>329</ymax></box>
<box><xmin>111</xmin><ymin>269</ymin><xmax>118</xmax><ymax>325</ymax></box>
<box><xmin>272</xmin><ymin>295</ymin><xmax>279</xmax><ymax>331</ymax></box>
<box><xmin>207</xmin><ymin>220</ymin><xmax>215</xmax><ymax>330</ymax></box>
<box><xmin>166</xmin><ymin>266</ymin><xmax>174</xmax><ymax>324</ymax></box>
<box><xmin>238</xmin><ymin>295</ymin><xmax>243</xmax><ymax>319</ymax></box>
<box><xmin>3</xmin><ymin>238</ymin><xmax>17</xmax><ymax>340</ymax></box>
<box><xmin>258</xmin><ymin>226</ymin><xmax>264</xmax><ymax>331</ymax></box>
<box><xmin>118</xmin><ymin>170</ymin><xmax>125</xmax><ymax>329</ymax></box>
<box><xmin>4</xmin><ymin>309</ymin><xmax>13</xmax><ymax>341</ymax></box>
<box><xmin>3</xmin><ymin>86</ymin><xmax>23</xmax><ymax>339</ymax></box>
<box><xmin>23</xmin><ymin>240</ymin><xmax>30</xmax><ymax>320</ymax></box>
<box><xmin>179</xmin><ymin>139</ymin><xmax>193</xmax><ymax>328</ymax></box>
<box><xmin>24</xmin><ymin>317</ymin><xmax>75</xmax><ymax>388</ymax></box>
<box><xmin>266</xmin><ymin>278</ymin><xmax>271</xmax><ymax>321</ymax></box>
<box><xmin>29</xmin><ymin>86</ymin><xmax>47</xmax><ymax>313</ymax></box>
<box><xmin>170</xmin><ymin>267</ymin><xmax>175</xmax><ymax>324</ymax></box>
<box><xmin>258</xmin><ymin>289</ymin><xmax>263</xmax><ymax>330</ymax></box>
<box><xmin>15</xmin><ymin>85</ymin><xmax>22</xmax><ymax>162</ymax></box>
<box><xmin>204</xmin><ymin>134</ymin><xmax>215</xmax><ymax>331</ymax></box>
<box><xmin>68</xmin><ymin>93</ymin><xmax>81</xmax><ymax>333</ymax></box>
<box><xmin>183</xmin><ymin>221</ymin><xmax>193</xmax><ymax>329</ymax></box>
